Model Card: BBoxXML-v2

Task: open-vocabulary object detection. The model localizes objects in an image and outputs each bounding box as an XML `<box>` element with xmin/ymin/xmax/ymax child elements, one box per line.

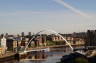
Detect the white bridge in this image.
<box><xmin>20</xmin><ymin>48</ymin><xmax>50</xmax><ymax>54</ymax></box>
<box><xmin>19</xmin><ymin>29</ymin><xmax>73</xmax><ymax>55</ymax></box>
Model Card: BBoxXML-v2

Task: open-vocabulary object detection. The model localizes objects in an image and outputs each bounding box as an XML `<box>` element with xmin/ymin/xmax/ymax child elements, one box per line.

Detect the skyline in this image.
<box><xmin>0</xmin><ymin>0</ymin><xmax>96</xmax><ymax>34</ymax></box>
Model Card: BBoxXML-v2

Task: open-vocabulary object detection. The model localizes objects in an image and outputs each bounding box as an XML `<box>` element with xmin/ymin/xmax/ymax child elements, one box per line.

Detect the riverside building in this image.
<box><xmin>0</xmin><ymin>36</ymin><xmax>7</xmax><ymax>54</ymax></box>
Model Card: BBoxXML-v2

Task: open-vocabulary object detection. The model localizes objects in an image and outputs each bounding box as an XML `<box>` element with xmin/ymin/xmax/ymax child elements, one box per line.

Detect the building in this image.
<box><xmin>49</xmin><ymin>34</ymin><xmax>85</xmax><ymax>46</ymax></box>
<box><xmin>7</xmin><ymin>38</ymin><xmax>17</xmax><ymax>51</ymax></box>
<box><xmin>0</xmin><ymin>47</ymin><xmax>3</xmax><ymax>55</ymax></box>
<box><xmin>6</xmin><ymin>35</ymin><xmax>22</xmax><ymax>52</ymax></box>
<box><xmin>85</xmin><ymin>30</ymin><xmax>96</xmax><ymax>46</ymax></box>
<box><xmin>51</xmin><ymin>34</ymin><xmax>64</xmax><ymax>41</ymax></box>
<box><xmin>0</xmin><ymin>36</ymin><xmax>7</xmax><ymax>54</ymax></box>
<box><xmin>21</xmin><ymin>37</ymin><xmax>29</xmax><ymax>48</ymax></box>
<box><xmin>33</xmin><ymin>35</ymin><xmax>47</xmax><ymax>47</ymax></box>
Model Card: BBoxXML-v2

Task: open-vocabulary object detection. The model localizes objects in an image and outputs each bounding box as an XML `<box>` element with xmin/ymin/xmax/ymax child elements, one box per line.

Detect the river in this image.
<box><xmin>2</xmin><ymin>47</ymin><xmax>72</xmax><ymax>63</ymax></box>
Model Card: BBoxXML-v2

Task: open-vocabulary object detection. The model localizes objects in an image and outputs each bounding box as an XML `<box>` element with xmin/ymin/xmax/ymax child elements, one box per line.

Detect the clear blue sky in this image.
<box><xmin>0</xmin><ymin>0</ymin><xmax>96</xmax><ymax>34</ymax></box>
<box><xmin>0</xmin><ymin>0</ymin><xmax>96</xmax><ymax>11</ymax></box>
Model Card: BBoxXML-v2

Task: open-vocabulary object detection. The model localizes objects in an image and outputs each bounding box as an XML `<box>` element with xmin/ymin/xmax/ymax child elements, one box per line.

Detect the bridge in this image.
<box><xmin>19</xmin><ymin>29</ymin><xmax>74</xmax><ymax>56</ymax></box>
<box><xmin>20</xmin><ymin>48</ymin><xmax>50</xmax><ymax>54</ymax></box>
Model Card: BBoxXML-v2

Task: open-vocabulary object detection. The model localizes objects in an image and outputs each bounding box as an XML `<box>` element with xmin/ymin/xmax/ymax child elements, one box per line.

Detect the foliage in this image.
<box><xmin>75</xmin><ymin>57</ymin><xmax>89</xmax><ymax>63</ymax></box>
<box><xmin>46</xmin><ymin>40</ymin><xmax>56</xmax><ymax>46</ymax></box>
<box><xmin>46</xmin><ymin>40</ymin><xmax>65</xmax><ymax>46</ymax></box>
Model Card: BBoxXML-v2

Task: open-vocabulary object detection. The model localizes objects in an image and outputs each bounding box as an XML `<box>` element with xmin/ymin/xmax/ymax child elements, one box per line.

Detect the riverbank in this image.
<box><xmin>0</xmin><ymin>52</ymin><xmax>16</xmax><ymax>62</ymax></box>
<box><xmin>58</xmin><ymin>51</ymin><xmax>96</xmax><ymax>63</ymax></box>
<box><xmin>0</xmin><ymin>45</ymin><xmax>83</xmax><ymax>62</ymax></box>
<box><xmin>27</xmin><ymin>44</ymin><xmax>84</xmax><ymax>50</ymax></box>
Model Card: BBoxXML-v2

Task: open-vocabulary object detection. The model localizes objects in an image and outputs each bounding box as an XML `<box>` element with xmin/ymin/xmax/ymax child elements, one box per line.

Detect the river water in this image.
<box><xmin>3</xmin><ymin>47</ymin><xmax>72</xmax><ymax>63</ymax></box>
<box><xmin>20</xmin><ymin>51</ymin><xmax>65</xmax><ymax>63</ymax></box>
<box><xmin>19</xmin><ymin>51</ymin><xmax>71</xmax><ymax>63</ymax></box>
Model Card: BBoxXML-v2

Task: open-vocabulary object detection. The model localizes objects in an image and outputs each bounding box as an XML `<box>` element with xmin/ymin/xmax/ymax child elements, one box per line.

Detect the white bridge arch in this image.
<box><xmin>23</xmin><ymin>29</ymin><xmax>74</xmax><ymax>53</ymax></box>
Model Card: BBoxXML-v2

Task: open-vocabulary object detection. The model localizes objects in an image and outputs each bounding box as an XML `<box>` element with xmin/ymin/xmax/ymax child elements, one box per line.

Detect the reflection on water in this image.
<box><xmin>2</xmin><ymin>47</ymin><xmax>75</xmax><ymax>63</ymax></box>
<box><xmin>20</xmin><ymin>51</ymin><xmax>65</xmax><ymax>63</ymax></box>
<box><xmin>26</xmin><ymin>51</ymin><xmax>48</xmax><ymax>60</ymax></box>
<box><xmin>1</xmin><ymin>51</ymin><xmax>67</xmax><ymax>63</ymax></box>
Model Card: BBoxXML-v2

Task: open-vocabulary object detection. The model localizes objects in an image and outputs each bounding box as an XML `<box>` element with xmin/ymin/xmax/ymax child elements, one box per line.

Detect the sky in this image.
<box><xmin>0</xmin><ymin>0</ymin><xmax>96</xmax><ymax>34</ymax></box>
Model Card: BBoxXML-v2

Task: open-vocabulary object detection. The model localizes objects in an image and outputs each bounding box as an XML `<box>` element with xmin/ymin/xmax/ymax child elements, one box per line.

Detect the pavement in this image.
<box><xmin>0</xmin><ymin>51</ymin><xmax>15</xmax><ymax>58</ymax></box>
